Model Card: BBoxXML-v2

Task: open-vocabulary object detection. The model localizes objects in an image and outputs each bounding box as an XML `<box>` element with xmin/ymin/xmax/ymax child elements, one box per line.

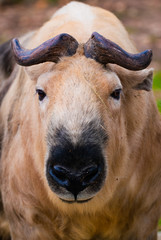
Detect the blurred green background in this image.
<box><xmin>153</xmin><ymin>71</ymin><xmax>161</xmax><ymax>113</ymax></box>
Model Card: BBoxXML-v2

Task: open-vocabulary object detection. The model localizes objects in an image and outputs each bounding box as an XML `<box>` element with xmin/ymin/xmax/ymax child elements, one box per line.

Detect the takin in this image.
<box><xmin>0</xmin><ymin>2</ymin><xmax>161</xmax><ymax>240</ymax></box>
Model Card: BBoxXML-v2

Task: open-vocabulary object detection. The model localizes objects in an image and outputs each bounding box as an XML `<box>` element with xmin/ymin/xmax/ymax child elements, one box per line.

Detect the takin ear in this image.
<box><xmin>133</xmin><ymin>68</ymin><xmax>153</xmax><ymax>91</ymax></box>
<box><xmin>24</xmin><ymin>62</ymin><xmax>55</xmax><ymax>82</ymax></box>
<box><xmin>112</xmin><ymin>66</ymin><xmax>154</xmax><ymax>92</ymax></box>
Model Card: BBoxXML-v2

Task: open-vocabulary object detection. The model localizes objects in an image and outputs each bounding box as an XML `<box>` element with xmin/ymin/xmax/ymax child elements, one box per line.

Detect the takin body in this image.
<box><xmin>0</xmin><ymin>2</ymin><xmax>161</xmax><ymax>240</ymax></box>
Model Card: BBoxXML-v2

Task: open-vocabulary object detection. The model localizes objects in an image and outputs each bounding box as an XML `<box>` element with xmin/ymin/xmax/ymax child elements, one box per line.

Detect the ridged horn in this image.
<box><xmin>84</xmin><ymin>32</ymin><xmax>152</xmax><ymax>71</ymax></box>
<box><xmin>11</xmin><ymin>33</ymin><xmax>79</xmax><ymax>66</ymax></box>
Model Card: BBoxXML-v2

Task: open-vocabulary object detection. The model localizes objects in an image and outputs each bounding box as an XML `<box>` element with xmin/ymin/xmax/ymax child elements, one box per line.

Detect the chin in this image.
<box><xmin>46</xmin><ymin>184</ymin><xmax>109</xmax><ymax>216</ymax></box>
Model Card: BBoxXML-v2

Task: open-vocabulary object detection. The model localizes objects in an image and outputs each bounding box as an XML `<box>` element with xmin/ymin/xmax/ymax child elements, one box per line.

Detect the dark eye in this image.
<box><xmin>110</xmin><ymin>89</ymin><xmax>122</xmax><ymax>100</ymax></box>
<box><xmin>36</xmin><ymin>89</ymin><xmax>46</xmax><ymax>101</ymax></box>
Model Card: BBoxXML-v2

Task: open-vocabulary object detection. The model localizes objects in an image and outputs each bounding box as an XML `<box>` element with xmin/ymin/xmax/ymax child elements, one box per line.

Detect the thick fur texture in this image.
<box><xmin>0</xmin><ymin>2</ymin><xmax>161</xmax><ymax>240</ymax></box>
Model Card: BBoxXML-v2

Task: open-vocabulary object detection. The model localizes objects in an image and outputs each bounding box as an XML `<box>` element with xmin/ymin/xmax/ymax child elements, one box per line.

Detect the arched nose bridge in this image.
<box><xmin>49</xmin><ymin>75</ymin><xmax>104</xmax><ymax>144</ymax></box>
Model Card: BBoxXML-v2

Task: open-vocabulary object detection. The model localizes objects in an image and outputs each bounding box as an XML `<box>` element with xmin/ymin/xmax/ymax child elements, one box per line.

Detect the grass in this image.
<box><xmin>153</xmin><ymin>71</ymin><xmax>161</xmax><ymax>113</ymax></box>
<box><xmin>159</xmin><ymin>219</ymin><xmax>161</xmax><ymax>231</ymax></box>
<box><xmin>152</xmin><ymin>72</ymin><xmax>161</xmax><ymax>230</ymax></box>
<box><xmin>157</xmin><ymin>100</ymin><xmax>161</xmax><ymax>112</ymax></box>
<box><xmin>153</xmin><ymin>71</ymin><xmax>161</xmax><ymax>90</ymax></box>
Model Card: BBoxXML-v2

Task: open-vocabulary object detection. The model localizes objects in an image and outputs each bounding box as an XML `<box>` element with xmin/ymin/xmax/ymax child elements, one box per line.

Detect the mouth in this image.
<box><xmin>60</xmin><ymin>197</ymin><xmax>93</xmax><ymax>204</ymax></box>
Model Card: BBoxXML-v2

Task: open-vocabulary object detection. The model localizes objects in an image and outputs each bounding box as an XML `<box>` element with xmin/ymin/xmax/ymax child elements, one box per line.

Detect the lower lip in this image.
<box><xmin>60</xmin><ymin>198</ymin><xmax>93</xmax><ymax>204</ymax></box>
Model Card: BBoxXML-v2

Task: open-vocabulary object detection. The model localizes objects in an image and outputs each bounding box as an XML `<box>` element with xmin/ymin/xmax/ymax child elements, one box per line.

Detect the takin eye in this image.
<box><xmin>36</xmin><ymin>89</ymin><xmax>46</xmax><ymax>101</ymax></box>
<box><xmin>110</xmin><ymin>88</ymin><xmax>122</xmax><ymax>100</ymax></box>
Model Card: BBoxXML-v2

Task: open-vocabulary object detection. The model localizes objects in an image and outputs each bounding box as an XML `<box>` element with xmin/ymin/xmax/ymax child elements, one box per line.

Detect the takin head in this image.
<box><xmin>11</xmin><ymin>32</ymin><xmax>153</xmax><ymax>211</ymax></box>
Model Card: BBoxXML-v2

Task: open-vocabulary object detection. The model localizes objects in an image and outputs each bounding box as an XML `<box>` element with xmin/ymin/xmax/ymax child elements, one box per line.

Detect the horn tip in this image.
<box><xmin>145</xmin><ymin>49</ymin><xmax>153</xmax><ymax>67</ymax></box>
<box><xmin>148</xmin><ymin>49</ymin><xmax>153</xmax><ymax>59</ymax></box>
<box><xmin>11</xmin><ymin>38</ymin><xmax>21</xmax><ymax>51</ymax></box>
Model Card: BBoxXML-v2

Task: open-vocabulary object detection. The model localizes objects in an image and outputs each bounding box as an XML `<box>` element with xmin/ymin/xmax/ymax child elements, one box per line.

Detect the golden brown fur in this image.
<box><xmin>0</xmin><ymin>2</ymin><xmax>161</xmax><ymax>240</ymax></box>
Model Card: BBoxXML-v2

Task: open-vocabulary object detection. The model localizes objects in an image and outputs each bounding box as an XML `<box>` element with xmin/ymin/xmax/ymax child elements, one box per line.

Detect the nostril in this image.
<box><xmin>49</xmin><ymin>165</ymin><xmax>69</xmax><ymax>187</ymax></box>
<box><xmin>53</xmin><ymin>166</ymin><xmax>67</xmax><ymax>181</ymax></box>
<box><xmin>48</xmin><ymin>163</ymin><xmax>101</xmax><ymax>197</ymax></box>
<box><xmin>82</xmin><ymin>165</ymin><xmax>99</xmax><ymax>185</ymax></box>
<box><xmin>53</xmin><ymin>165</ymin><xmax>68</xmax><ymax>177</ymax></box>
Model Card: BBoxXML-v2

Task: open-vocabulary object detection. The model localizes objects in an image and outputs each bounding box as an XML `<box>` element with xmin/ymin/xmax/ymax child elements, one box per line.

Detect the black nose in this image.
<box><xmin>49</xmin><ymin>164</ymin><xmax>100</xmax><ymax>197</ymax></box>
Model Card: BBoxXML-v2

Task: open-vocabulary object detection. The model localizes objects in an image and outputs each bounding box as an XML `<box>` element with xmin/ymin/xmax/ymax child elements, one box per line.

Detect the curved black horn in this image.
<box><xmin>11</xmin><ymin>33</ymin><xmax>79</xmax><ymax>66</ymax></box>
<box><xmin>84</xmin><ymin>32</ymin><xmax>152</xmax><ymax>71</ymax></box>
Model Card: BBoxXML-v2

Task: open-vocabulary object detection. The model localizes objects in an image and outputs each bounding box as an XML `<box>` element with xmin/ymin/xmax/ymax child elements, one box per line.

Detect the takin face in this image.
<box><xmin>40</xmin><ymin>59</ymin><xmax>126</xmax><ymax>204</ymax></box>
<box><xmin>10</xmin><ymin>32</ymin><xmax>153</xmax><ymax>213</ymax></box>
<box><xmin>29</xmin><ymin>53</ymin><xmax>128</xmax><ymax>209</ymax></box>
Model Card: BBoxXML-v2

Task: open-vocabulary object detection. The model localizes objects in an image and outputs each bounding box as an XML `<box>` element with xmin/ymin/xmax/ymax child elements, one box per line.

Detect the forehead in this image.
<box><xmin>36</xmin><ymin>56</ymin><xmax>121</xmax><ymax>92</ymax></box>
